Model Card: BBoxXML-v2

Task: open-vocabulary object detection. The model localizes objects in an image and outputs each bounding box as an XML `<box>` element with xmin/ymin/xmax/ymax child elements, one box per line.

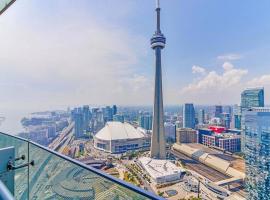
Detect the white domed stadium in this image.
<box><xmin>94</xmin><ymin>122</ymin><xmax>150</xmax><ymax>154</ymax></box>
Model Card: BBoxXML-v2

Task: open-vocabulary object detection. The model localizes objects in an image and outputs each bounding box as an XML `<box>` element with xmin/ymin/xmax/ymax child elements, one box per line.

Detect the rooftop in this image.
<box><xmin>138</xmin><ymin>157</ymin><xmax>183</xmax><ymax>179</ymax></box>
<box><xmin>95</xmin><ymin>121</ymin><xmax>146</xmax><ymax>141</ymax></box>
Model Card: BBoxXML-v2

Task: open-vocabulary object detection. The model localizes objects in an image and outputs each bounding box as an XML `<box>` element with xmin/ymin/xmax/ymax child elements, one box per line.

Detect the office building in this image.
<box><xmin>232</xmin><ymin>105</ymin><xmax>241</xmax><ymax>129</ymax></box>
<box><xmin>183</xmin><ymin>103</ymin><xmax>196</xmax><ymax>129</ymax></box>
<box><xmin>83</xmin><ymin>105</ymin><xmax>91</xmax><ymax>131</ymax></box>
<box><xmin>176</xmin><ymin>128</ymin><xmax>198</xmax><ymax>144</ymax></box>
<box><xmin>202</xmin><ymin>133</ymin><xmax>241</xmax><ymax>153</ymax></box>
<box><xmin>74</xmin><ymin>112</ymin><xmax>84</xmax><ymax>138</ymax></box>
<box><xmin>241</xmin><ymin>87</ymin><xmax>264</xmax><ymax>109</ymax></box>
<box><xmin>103</xmin><ymin>106</ymin><xmax>113</xmax><ymax>122</ymax></box>
<box><xmin>243</xmin><ymin>107</ymin><xmax>270</xmax><ymax>200</ymax></box>
<box><xmin>113</xmin><ymin>114</ymin><xmax>124</xmax><ymax>123</ymax></box>
<box><xmin>198</xmin><ymin>128</ymin><xmax>214</xmax><ymax>143</ymax></box>
<box><xmin>214</xmin><ymin>105</ymin><xmax>223</xmax><ymax>118</ymax></box>
<box><xmin>164</xmin><ymin>122</ymin><xmax>176</xmax><ymax>143</ymax></box>
<box><xmin>198</xmin><ymin>109</ymin><xmax>205</xmax><ymax>125</ymax></box>
<box><xmin>221</xmin><ymin>113</ymin><xmax>231</xmax><ymax>129</ymax></box>
<box><xmin>218</xmin><ymin>135</ymin><xmax>241</xmax><ymax>153</ymax></box>
<box><xmin>112</xmin><ymin>105</ymin><xmax>117</xmax><ymax>115</ymax></box>
<box><xmin>139</xmin><ymin>114</ymin><xmax>153</xmax><ymax>130</ymax></box>
<box><xmin>241</xmin><ymin>87</ymin><xmax>264</xmax><ymax>151</ymax></box>
<box><xmin>150</xmin><ymin>0</ymin><xmax>166</xmax><ymax>159</ymax></box>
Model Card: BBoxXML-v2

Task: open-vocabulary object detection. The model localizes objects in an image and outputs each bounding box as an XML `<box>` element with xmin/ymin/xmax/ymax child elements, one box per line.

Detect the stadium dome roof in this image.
<box><xmin>95</xmin><ymin>122</ymin><xmax>145</xmax><ymax>141</ymax></box>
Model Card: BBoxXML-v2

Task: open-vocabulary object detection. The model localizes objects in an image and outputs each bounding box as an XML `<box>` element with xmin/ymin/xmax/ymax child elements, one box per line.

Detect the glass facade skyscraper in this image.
<box><xmin>241</xmin><ymin>87</ymin><xmax>265</xmax><ymax>151</ymax></box>
<box><xmin>214</xmin><ymin>105</ymin><xmax>223</xmax><ymax>118</ymax></box>
<box><xmin>241</xmin><ymin>87</ymin><xmax>264</xmax><ymax>109</ymax></box>
<box><xmin>243</xmin><ymin>107</ymin><xmax>270</xmax><ymax>200</ymax></box>
<box><xmin>183</xmin><ymin>103</ymin><xmax>196</xmax><ymax>129</ymax></box>
<box><xmin>198</xmin><ymin>109</ymin><xmax>205</xmax><ymax>125</ymax></box>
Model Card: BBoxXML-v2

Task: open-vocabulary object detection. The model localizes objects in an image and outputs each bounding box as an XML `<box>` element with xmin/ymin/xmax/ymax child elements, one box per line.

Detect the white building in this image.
<box><xmin>138</xmin><ymin>157</ymin><xmax>183</xmax><ymax>185</ymax></box>
<box><xmin>94</xmin><ymin>122</ymin><xmax>150</xmax><ymax>154</ymax></box>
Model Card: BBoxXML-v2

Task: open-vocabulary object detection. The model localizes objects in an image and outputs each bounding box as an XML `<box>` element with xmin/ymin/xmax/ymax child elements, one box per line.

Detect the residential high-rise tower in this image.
<box><xmin>243</xmin><ymin>107</ymin><xmax>270</xmax><ymax>199</ymax></box>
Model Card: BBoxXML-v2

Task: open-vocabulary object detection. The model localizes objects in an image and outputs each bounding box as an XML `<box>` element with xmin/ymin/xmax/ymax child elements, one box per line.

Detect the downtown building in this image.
<box><xmin>176</xmin><ymin>128</ymin><xmax>198</xmax><ymax>144</ymax></box>
<box><xmin>202</xmin><ymin>133</ymin><xmax>241</xmax><ymax>153</ymax></box>
<box><xmin>164</xmin><ymin>122</ymin><xmax>176</xmax><ymax>143</ymax></box>
<box><xmin>138</xmin><ymin>113</ymin><xmax>153</xmax><ymax>130</ymax></box>
<box><xmin>214</xmin><ymin>105</ymin><xmax>223</xmax><ymax>118</ymax></box>
<box><xmin>241</xmin><ymin>87</ymin><xmax>264</xmax><ymax>150</ymax></box>
<box><xmin>243</xmin><ymin>107</ymin><xmax>270</xmax><ymax>200</ymax></box>
<box><xmin>183</xmin><ymin>103</ymin><xmax>196</xmax><ymax>129</ymax></box>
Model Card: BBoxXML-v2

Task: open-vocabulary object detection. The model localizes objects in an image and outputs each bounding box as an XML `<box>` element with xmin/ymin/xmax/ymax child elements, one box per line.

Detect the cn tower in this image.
<box><xmin>150</xmin><ymin>0</ymin><xmax>166</xmax><ymax>159</ymax></box>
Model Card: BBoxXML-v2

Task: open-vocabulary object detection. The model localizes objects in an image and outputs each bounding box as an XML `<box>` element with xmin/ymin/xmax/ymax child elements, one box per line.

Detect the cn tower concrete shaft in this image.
<box><xmin>150</xmin><ymin>0</ymin><xmax>166</xmax><ymax>159</ymax></box>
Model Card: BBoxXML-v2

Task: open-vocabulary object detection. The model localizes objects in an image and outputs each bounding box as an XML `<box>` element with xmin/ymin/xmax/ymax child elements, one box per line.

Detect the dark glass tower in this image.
<box><xmin>150</xmin><ymin>0</ymin><xmax>166</xmax><ymax>159</ymax></box>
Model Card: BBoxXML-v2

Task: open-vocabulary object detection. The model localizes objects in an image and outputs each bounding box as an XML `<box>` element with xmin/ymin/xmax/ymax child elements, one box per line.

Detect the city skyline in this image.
<box><xmin>1</xmin><ymin>1</ymin><xmax>270</xmax><ymax>199</ymax></box>
<box><xmin>1</xmin><ymin>0</ymin><xmax>270</xmax><ymax>111</ymax></box>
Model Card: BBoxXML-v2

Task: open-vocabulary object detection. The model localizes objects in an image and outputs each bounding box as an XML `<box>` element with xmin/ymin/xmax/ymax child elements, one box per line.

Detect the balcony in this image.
<box><xmin>0</xmin><ymin>132</ymin><xmax>163</xmax><ymax>200</ymax></box>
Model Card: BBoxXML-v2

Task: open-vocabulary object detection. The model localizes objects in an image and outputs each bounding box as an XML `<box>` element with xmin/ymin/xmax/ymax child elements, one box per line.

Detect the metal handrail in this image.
<box><xmin>0</xmin><ymin>132</ymin><xmax>164</xmax><ymax>200</ymax></box>
<box><xmin>0</xmin><ymin>180</ymin><xmax>14</xmax><ymax>200</ymax></box>
<box><xmin>0</xmin><ymin>0</ymin><xmax>16</xmax><ymax>16</ymax></box>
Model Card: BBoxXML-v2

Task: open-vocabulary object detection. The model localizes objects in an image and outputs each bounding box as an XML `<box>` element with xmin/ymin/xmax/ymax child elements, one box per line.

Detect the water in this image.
<box><xmin>0</xmin><ymin>109</ymin><xmax>30</xmax><ymax>135</ymax></box>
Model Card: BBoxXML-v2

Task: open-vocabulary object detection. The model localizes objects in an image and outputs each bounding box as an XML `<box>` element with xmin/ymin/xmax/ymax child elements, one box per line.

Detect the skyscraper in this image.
<box><xmin>103</xmin><ymin>106</ymin><xmax>113</xmax><ymax>122</ymax></box>
<box><xmin>74</xmin><ymin>112</ymin><xmax>84</xmax><ymax>138</ymax></box>
<box><xmin>150</xmin><ymin>0</ymin><xmax>166</xmax><ymax>159</ymax></box>
<box><xmin>241</xmin><ymin>87</ymin><xmax>264</xmax><ymax>150</ymax></box>
<box><xmin>233</xmin><ymin>104</ymin><xmax>242</xmax><ymax>130</ymax></box>
<box><xmin>112</xmin><ymin>105</ymin><xmax>117</xmax><ymax>115</ymax></box>
<box><xmin>241</xmin><ymin>87</ymin><xmax>264</xmax><ymax>109</ymax></box>
<box><xmin>83</xmin><ymin>105</ymin><xmax>91</xmax><ymax>131</ymax></box>
<box><xmin>214</xmin><ymin>105</ymin><xmax>223</xmax><ymax>118</ymax></box>
<box><xmin>198</xmin><ymin>109</ymin><xmax>205</xmax><ymax>125</ymax></box>
<box><xmin>164</xmin><ymin>122</ymin><xmax>176</xmax><ymax>143</ymax></box>
<box><xmin>221</xmin><ymin>113</ymin><xmax>231</xmax><ymax>129</ymax></box>
<box><xmin>183</xmin><ymin>103</ymin><xmax>196</xmax><ymax>129</ymax></box>
<box><xmin>243</xmin><ymin>107</ymin><xmax>270</xmax><ymax>200</ymax></box>
<box><xmin>139</xmin><ymin>114</ymin><xmax>153</xmax><ymax>130</ymax></box>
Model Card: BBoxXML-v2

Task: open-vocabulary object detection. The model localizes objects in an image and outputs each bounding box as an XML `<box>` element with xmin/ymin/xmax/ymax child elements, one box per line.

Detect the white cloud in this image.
<box><xmin>180</xmin><ymin>62</ymin><xmax>248</xmax><ymax>104</ymax></box>
<box><xmin>217</xmin><ymin>53</ymin><xmax>242</xmax><ymax>61</ymax></box>
<box><xmin>0</xmin><ymin>0</ymin><xmax>151</xmax><ymax>110</ymax></box>
<box><xmin>248</xmin><ymin>75</ymin><xmax>270</xmax><ymax>87</ymax></box>
<box><xmin>222</xmin><ymin>62</ymin><xmax>234</xmax><ymax>71</ymax></box>
<box><xmin>192</xmin><ymin>65</ymin><xmax>206</xmax><ymax>75</ymax></box>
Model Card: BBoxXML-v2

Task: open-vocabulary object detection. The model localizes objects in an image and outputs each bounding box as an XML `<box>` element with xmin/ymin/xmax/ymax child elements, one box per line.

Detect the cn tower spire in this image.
<box><xmin>156</xmin><ymin>0</ymin><xmax>161</xmax><ymax>33</ymax></box>
<box><xmin>150</xmin><ymin>0</ymin><xmax>166</xmax><ymax>159</ymax></box>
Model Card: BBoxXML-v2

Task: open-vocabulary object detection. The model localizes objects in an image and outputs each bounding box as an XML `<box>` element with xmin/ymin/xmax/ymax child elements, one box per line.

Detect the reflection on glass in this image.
<box><xmin>0</xmin><ymin>133</ymin><xmax>153</xmax><ymax>200</ymax></box>
<box><xmin>0</xmin><ymin>133</ymin><xmax>28</xmax><ymax>200</ymax></box>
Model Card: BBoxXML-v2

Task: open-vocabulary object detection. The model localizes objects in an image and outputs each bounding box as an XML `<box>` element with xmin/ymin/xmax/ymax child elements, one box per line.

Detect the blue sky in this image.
<box><xmin>0</xmin><ymin>0</ymin><xmax>270</xmax><ymax>111</ymax></box>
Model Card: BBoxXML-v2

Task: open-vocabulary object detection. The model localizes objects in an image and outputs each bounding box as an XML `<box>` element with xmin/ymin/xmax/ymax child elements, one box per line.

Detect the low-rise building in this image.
<box><xmin>202</xmin><ymin>133</ymin><xmax>241</xmax><ymax>153</ymax></box>
<box><xmin>138</xmin><ymin>157</ymin><xmax>184</xmax><ymax>185</ymax></box>
<box><xmin>176</xmin><ymin>128</ymin><xmax>198</xmax><ymax>144</ymax></box>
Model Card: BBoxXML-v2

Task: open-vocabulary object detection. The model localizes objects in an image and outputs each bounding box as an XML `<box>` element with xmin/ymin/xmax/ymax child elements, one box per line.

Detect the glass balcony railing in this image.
<box><xmin>0</xmin><ymin>0</ymin><xmax>16</xmax><ymax>15</ymax></box>
<box><xmin>0</xmin><ymin>132</ymin><xmax>163</xmax><ymax>200</ymax></box>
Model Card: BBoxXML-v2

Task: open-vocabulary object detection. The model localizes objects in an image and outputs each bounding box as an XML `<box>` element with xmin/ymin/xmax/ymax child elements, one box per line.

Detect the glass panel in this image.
<box><xmin>0</xmin><ymin>132</ymin><xmax>29</xmax><ymax>200</ymax></box>
<box><xmin>0</xmin><ymin>0</ymin><xmax>14</xmax><ymax>13</ymax></box>
<box><xmin>28</xmin><ymin>143</ymin><xmax>150</xmax><ymax>200</ymax></box>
